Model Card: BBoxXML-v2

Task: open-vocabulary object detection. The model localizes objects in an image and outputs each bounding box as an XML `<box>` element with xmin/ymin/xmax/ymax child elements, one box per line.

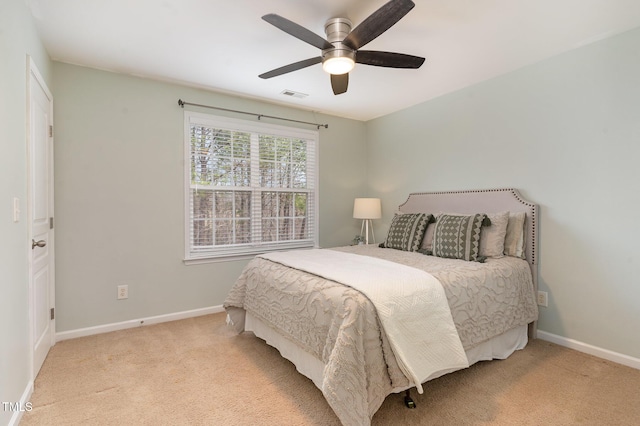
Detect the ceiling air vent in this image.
<box><xmin>280</xmin><ymin>89</ymin><xmax>308</xmax><ymax>99</ymax></box>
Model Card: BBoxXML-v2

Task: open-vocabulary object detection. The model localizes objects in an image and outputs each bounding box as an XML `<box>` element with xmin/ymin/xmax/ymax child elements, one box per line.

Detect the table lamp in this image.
<box><xmin>353</xmin><ymin>198</ymin><xmax>381</xmax><ymax>244</ymax></box>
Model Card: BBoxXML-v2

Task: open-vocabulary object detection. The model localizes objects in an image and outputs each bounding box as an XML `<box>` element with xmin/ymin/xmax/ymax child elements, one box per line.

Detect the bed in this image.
<box><xmin>224</xmin><ymin>188</ymin><xmax>539</xmax><ymax>426</ymax></box>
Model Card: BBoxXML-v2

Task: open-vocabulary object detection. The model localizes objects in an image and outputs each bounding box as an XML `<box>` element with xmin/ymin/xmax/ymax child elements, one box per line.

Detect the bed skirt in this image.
<box><xmin>243</xmin><ymin>311</ymin><xmax>528</xmax><ymax>394</ymax></box>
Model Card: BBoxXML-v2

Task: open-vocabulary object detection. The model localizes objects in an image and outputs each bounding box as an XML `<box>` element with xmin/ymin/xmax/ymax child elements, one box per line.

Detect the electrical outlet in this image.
<box><xmin>537</xmin><ymin>290</ymin><xmax>548</xmax><ymax>307</ymax></box>
<box><xmin>117</xmin><ymin>285</ymin><xmax>128</xmax><ymax>300</ymax></box>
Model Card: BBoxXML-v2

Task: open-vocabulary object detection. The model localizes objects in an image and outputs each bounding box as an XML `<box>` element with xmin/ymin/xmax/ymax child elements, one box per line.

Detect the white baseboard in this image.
<box><xmin>56</xmin><ymin>305</ymin><xmax>225</xmax><ymax>342</ymax></box>
<box><xmin>537</xmin><ymin>330</ymin><xmax>640</xmax><ymax>370</ymax></box>
<box><xmin>7</xmin><ymin>380</ymin><xmax>33</xmax><ymax>426</ymax></box>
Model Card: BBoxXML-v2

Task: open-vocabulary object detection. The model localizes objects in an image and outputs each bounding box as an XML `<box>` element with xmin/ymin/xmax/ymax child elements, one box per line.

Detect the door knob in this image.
<box><xmin>32</xmin><ymin>239</ymin><xmax>46</xmax><ymax>249</ymax></box>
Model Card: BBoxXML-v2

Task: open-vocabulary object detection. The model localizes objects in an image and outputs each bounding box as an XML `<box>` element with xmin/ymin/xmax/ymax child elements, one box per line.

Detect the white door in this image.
<box><xmin>28</xmin><ymin>57</ymin><xmax>55</xmax><ymax>378</ymax></box>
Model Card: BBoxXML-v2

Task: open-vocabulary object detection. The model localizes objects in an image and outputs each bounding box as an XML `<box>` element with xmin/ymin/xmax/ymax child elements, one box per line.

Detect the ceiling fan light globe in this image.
<box><xmin>322</xmin><ymin>57</ymin><xmax>355</xmax><ymax>75</ymax></box>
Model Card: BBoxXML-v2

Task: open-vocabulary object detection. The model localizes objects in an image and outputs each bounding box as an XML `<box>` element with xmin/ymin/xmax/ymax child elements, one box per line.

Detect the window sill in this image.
<box><xmin>183</xmin><ymin>245</ymin><xmax>319</xmax><ymax>265</ymax></box>
<box><xmin>183</xmin><ymin>253</ymin><xmax>258</xmax><ymax>265</ymax></box>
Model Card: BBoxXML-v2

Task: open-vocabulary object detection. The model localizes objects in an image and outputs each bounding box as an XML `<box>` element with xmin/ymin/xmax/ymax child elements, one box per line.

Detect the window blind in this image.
<box><xmin>184</xmin><ymin>112</ymin><xmax>318</xmax><ymax>261</ymax></box>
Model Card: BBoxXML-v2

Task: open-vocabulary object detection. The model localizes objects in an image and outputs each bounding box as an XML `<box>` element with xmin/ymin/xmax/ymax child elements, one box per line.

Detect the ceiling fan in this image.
<box><xmin>258</xmin><ymin>0</ymin><xmax>425</xmax><ymax>95</ymax></box>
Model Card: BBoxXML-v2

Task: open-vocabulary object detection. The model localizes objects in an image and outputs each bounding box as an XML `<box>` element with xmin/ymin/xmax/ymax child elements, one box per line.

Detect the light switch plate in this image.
<box><xmin>13</xmin><ymin>197</ymin><xmax>20</xmax><ymax>222</ymax></box>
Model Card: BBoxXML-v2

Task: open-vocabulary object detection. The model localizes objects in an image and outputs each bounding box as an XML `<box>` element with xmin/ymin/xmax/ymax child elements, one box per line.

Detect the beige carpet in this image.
<box><xmin>22</xmin><ymin>313</ymin><xmax>640</xmax><ymax>425</ymax></box>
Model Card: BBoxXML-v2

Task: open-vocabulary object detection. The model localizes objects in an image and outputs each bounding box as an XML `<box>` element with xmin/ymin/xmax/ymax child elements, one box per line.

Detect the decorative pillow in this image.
<box><xmin>504</xmin><ymin>211</ymin><xmax>526</xmax><ymax>258</ymax></box>
<box><xmin>432</xmin><ymin>213</ymin><xmax>487</xmax><ymax>262</ymax></box>
<box><xmin>479</xmin><ymin>211</ymin><xmax>510</xmax><ymax>258</ymax></box>
<box><xmin>381</xmin><ymin>213</ymin><xmax>432</xmax><ymax>252</ymax></box>
<box><xmin>420</xmin><ymin>221</ymin><xmax>436</xmax><ymax>252</ymax></box>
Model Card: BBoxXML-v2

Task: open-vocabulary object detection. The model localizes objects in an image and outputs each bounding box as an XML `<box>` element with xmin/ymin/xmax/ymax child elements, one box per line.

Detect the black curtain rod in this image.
<box><xmin>178</xmin><ymin>99</ymin><xmax>328</xmax><ymax>129</ymax></box>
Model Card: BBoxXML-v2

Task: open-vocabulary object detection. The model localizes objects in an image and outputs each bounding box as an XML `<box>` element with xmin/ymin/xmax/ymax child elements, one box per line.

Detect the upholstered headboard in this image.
<box><xmin>398</xmin><ymin>188</ymin><xmax>539</xmax><ymax>295</ymax></box>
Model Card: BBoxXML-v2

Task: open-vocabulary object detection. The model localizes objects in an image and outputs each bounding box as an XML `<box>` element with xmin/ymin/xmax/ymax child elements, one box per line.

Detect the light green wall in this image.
<box><xmin>366</xmin><ymin>27</ymin><xmax>640</xmax><ymax>359</ymax></box>
<box><xmin>52</xmin><ymin>62</ymin><xmax>367</xmax><ymax>331</ymax></box>
<box><xmin>0</xmin><ymin>0</ymin><xmax>52</xmax><ymax>423</ymax></box>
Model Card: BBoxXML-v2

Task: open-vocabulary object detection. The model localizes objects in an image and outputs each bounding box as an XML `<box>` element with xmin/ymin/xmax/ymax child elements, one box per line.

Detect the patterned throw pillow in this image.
<box><xmin>381</xmin><ymin>213</ymin><xmax>432</xmax><ymax>252</ymax></box>
<box><xmin>432</xmin><ymin>213</ymin><xmax>487</xmax><ymax>262</ymax></box>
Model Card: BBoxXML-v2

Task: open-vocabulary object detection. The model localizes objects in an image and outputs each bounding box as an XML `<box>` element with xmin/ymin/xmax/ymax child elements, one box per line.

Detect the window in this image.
<box><xmin>184</xmin><ymin>112</ymin><xmax>318</xmax><ymax>262</ymax></box>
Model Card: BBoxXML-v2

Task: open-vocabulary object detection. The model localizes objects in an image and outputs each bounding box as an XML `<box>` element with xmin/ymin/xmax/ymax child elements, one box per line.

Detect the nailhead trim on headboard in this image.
<box><xmin>398</xmin><ymin>188</ymin><xmax>538</xmax><ymax>266</ymax></box>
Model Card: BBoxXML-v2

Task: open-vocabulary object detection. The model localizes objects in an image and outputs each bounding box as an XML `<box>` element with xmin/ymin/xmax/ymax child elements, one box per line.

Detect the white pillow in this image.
<box><xmin>504</xmin><ymin>211</ymin><xmax>526</xmax><ymax>258</ymax></box>
<box><xmin>479</xmin><ymin>211</ymin><xmax>510</xmax><ymax>258</ymax></box>
<box><xmin>420</xmin><ymin>221</ymin><xmax>436</xmax><ymax>251</ymax></box>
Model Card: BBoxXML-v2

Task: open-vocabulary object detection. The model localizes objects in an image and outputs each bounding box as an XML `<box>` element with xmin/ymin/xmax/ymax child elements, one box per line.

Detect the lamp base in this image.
<box><xmin>359</xmin><ymin>219</ymin><xmax>376</xmax><ymax>245</ymax></box>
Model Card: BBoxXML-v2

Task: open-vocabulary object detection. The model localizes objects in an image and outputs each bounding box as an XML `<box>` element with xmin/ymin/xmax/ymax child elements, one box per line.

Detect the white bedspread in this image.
<box><xmin>259</xmin><ymin>249</ymin><xmax>469</xmax><ymax>393</ymax></box>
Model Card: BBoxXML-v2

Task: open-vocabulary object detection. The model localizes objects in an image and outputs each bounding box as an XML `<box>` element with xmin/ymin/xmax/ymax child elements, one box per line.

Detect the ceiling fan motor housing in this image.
<box><xmin>322</xmin><ymin>18</ymin><xmax>356</xmax><ymax>72</ymax></box>
<box><xmin>324</xmin><ymin>18</ymin><xmax>352</xmax><ymax>42</ymax></box>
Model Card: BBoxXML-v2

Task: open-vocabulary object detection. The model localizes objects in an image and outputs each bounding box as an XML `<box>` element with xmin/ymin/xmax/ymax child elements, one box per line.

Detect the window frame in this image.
<box><xmin>183</xmin><ymin>111</ymin><xmax>319</xmax><ymax>264</ymax></box>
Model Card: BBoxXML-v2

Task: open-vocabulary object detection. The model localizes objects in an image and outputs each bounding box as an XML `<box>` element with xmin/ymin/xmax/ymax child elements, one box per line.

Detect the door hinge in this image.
<box><xmin>49</xmin><ymin>125</ymin><xmax>53</xmax><ymax>138</ymax></box>
<box><xmin>50</xmin><ymin>307</ymin><xmax>55</xmax><ymax>320</ymax></box>
<box><xmin>50</xmin><ymin>217</ymin><xmax>54</xmax><ymax>229</ymax></box>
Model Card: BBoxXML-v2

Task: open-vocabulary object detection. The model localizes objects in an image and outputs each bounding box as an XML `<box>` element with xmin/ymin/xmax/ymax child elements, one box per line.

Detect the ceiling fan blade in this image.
<box><xmin>342</xmin><ymin>0</ymin><xmax>415</xmax><ymax>50</ymax></box>
<box><xmin>331</xmin><ymin>74</ymin><xmax>349</xmax><ymax>95</ymax></box>
<box><xmin>356</xmin><ymin>51</ymin><xmax>425</xmax><ymax>68</ymax></box>
<box><xmin>259</xmin><ymin>57</ymin><xmax>322</xmax><ymax>79</ymax></box>
<box><xmin>262</xmin><ymin>14</ymin><xmax>333</xmax><ymax>50</ymax></box>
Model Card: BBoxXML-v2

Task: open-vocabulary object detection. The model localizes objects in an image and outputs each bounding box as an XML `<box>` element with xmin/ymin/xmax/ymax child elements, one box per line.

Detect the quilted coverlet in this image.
<box><xmin>259</xmin><ymin>249</ymin><xmax>469</xmax><ymax>394</ymax></box>
<box><xmin>224</xmin><ymin>245</ymin><xmax>537</xmax><ymax>426</ymax></box>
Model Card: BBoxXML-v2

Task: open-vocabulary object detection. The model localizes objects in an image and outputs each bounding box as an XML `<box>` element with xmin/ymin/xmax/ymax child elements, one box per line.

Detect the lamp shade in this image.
<box><xmin>353</xmin><ymin>198</ymin><xmax>381</xmax><ymax>219</ymax></box>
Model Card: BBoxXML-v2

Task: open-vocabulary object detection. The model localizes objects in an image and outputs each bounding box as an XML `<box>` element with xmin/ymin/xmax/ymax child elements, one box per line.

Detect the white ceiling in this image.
<box><xmin>26</xmin><ymin>0</ymin><xmax>640</xmax><ymax>121</ymax></box>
